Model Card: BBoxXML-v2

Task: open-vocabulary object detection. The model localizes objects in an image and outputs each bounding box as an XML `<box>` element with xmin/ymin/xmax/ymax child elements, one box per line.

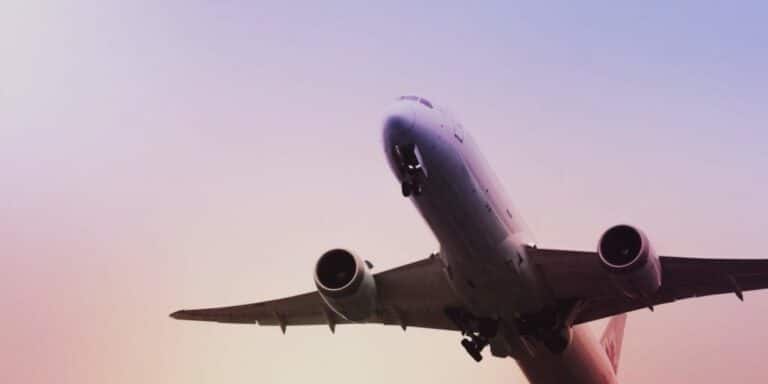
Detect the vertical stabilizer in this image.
<box><xmin>600</xmin><ymin>314</ymin><xmax>627</xmax><ymax>374</ymax></box>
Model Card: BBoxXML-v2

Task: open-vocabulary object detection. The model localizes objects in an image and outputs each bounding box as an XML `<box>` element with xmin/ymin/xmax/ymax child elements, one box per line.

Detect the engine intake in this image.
<box><xmin>597</xmin><ymin>225</ymin><xmax>662</xmax><ymax>298</ymax></box>
<box><xmin>314</xmin><ymin>249</ymin><xmax>377</xmax><ymax>321</ymax></box>
<box><xmin>599</xmin><ymin>225</ymin><xmax>645</xmax><ymax>269</ymax></box>
<box><xmin>316</xmin><ymin>249</ymin><xmax>359</xmax><ymax>290</ymax></box>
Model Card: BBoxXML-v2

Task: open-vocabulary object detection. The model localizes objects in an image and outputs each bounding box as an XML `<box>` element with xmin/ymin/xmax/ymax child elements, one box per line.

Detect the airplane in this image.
<box><xmin>171</xmin><ymin>95</ymin><xmax>768</xmax><ymax>384</ymax></box>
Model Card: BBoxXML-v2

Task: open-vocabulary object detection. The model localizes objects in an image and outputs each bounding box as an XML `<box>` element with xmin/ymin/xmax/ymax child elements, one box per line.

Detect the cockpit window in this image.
<box><xmin>397</xmin><ymin>95</ymin><xmax>434</xmax><ymax>109</ymax></box>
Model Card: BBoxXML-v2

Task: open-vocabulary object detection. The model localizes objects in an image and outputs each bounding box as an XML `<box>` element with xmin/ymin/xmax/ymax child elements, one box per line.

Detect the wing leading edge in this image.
<box><xmin>171</xmin><ymin>255</ymin><xmax>462</xmax><ymax>332</ymax></box>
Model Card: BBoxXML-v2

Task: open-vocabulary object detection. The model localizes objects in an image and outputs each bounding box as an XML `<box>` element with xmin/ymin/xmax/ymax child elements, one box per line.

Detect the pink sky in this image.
<box><xmin>2</xmin><ymin>1</ymin><xmax>767</xmax><ymax>383</ymax></box>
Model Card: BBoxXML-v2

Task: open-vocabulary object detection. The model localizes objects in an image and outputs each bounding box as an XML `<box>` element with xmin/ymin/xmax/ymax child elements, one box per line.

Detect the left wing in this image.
<box><xmin>171</xmin><ymin>255</ymin><xmax>462</xmax><ymax>332</ymax></box>
<box><xmin>529</xmin><ymin>247</ymin><xmax>768</xmax><ymax>325</ymax></box>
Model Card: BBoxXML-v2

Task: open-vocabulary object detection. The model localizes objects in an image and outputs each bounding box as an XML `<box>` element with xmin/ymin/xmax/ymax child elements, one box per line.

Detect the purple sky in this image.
<box><xmin>2</xmin><ymin>1</ymin><xmax>767</xmax><ymax>383</ymax></box>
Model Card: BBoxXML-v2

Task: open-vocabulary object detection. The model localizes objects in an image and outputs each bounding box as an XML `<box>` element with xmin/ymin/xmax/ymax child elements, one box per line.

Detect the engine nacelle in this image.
<box><xmin>314</xmin><ymin>249</ymin><xmax>377</xmax><ymax>322</ymax></box>
<box><xmin>597</xmin><ymin>225</ymin><xmax>662</xmax><ymax>298</ymax></box>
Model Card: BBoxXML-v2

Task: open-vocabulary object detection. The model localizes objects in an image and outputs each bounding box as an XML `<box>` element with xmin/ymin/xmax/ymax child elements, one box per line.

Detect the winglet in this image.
<box><xmin>600</xmin><ymin>314</ymin><xmax>627</xmax><ymax>374</ymax></box>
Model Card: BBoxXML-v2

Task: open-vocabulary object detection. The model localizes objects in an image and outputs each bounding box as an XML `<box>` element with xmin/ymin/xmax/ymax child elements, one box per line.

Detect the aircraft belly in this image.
<box><xmin>413</xmin><ymin>139</ymin><xmax>531</xmax><ymax>317</ymax></box>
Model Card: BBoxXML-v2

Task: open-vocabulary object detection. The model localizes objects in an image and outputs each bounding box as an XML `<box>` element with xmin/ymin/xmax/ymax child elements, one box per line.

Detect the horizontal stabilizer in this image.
<box><xmin>600</xmin><ymin>314</ymin><xmax>627</xmax><ymax>374</ymax></box>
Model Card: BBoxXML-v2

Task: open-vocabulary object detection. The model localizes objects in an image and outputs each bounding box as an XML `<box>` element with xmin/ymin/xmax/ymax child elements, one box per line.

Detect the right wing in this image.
<box><xmin>574</xmin><ymin>256</ymin><xmax>768</xmax><ymax>324</ymax></box>
<box><xmin>530</xmin><ymin>247</ymin><xmax>768</xmax><ymax>325</ymax></box>
<box><xmin>171</xmin><ymin>255</ymin><xmax>463</xmax><ymax>332</ymax></box>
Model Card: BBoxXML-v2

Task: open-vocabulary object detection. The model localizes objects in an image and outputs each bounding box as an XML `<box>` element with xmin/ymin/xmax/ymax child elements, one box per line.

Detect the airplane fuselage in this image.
<box><xmin>382</xmin><ymin>97</ymin><xmax>618</xmax><ymax>384</ymax></box>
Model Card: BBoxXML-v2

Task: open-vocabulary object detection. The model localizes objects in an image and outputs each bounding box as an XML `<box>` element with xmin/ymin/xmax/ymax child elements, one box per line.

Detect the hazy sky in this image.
<box><xmin>2</xmin><ymin>1</ymin><xmax>767</xmax><ymax>383</ymax></box>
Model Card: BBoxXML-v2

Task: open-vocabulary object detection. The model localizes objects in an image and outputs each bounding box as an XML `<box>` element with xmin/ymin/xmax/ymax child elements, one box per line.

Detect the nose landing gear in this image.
<box><xmin>392</xmin><ymin>144</ymin><xmax>427</xmax><ymax>197</ymax></box>
<box><xmin>401</xmin><ymin>180</ymin><xmax>423</xmax><ymax>197</ymax></box>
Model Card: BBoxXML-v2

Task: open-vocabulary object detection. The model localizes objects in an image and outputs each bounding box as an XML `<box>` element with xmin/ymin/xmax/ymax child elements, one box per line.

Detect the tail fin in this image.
<box><xmin>600</xmin><ymin>314</ymin><xmax>627</xmax><ymax>374</ymax></box>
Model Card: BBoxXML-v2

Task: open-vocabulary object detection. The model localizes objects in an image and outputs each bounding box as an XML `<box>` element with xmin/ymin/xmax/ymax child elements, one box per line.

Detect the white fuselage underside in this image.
<box><xmin>382</xmin><ymin>99</ymin><xmax>618</xmax><ymax>384</ymax></box>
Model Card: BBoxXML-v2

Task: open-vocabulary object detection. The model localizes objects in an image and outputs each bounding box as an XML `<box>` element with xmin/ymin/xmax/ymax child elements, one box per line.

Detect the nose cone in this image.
<box><xmin>383</xmin><ymin>114</ymin><xmax>412</xmax><ymax>143</ymax></box>
<box><xmin>381</xmin><ymin>103</ymin><xmax>415</xmax><ymax>148</ymax></box>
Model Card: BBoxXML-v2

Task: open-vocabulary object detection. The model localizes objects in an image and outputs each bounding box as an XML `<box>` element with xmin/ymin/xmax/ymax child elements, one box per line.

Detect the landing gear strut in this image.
<box><xmin>393</xmin><ymin>144</ymin><xmax>427</xmax><ymax>198</ymax></box>
<box><xmin>446</xmin><ymin>308</ymin><xmax>498</xmax><ymax>362</ymax></box>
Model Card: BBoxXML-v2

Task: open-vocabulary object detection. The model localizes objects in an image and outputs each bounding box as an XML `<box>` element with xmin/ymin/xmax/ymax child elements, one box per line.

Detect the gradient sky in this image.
<box><xmin>2</xmin><ymin>1</ymin><xmax>767</xmax><ymax>383</ymax></box>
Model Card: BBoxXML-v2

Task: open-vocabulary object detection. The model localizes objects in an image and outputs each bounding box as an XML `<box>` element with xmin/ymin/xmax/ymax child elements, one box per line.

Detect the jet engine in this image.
<box><xmin>597</xmin><ymin>225</ymin><xmax>662</xmax><ymax>298</ymax></box>
<box><xmin>314</xmin><ymin>249</ymin><xmax>378</xmax><ymax>321</ymax></box>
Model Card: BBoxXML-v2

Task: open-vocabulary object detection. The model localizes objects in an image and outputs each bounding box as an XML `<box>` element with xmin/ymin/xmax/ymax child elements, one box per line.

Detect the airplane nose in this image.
<box><xmin>383</xmin><ymin>114</ymin><xmax>412</xmax><ymax>140</ymax></box>
<box><xmin>381</xmin><ymin>108</ymin><xmax>415</xmax><ymax>148</ymax></box>
<box><xmin>382</xmin><ymin>96</ymin><xmax>437</xmax><ymax>147</ymax></box>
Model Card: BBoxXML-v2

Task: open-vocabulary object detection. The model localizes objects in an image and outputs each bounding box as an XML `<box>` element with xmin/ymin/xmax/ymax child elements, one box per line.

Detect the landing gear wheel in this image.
<box><xmin>401</xmin><ymin>181</ymin><xmax>412</xmax><ymax>197</ymax></box>
<box><xmin>461</xmin><ymin>338</ymin><xmax>483</xmax><ymax>362</ymax></box>
<box><xmin>401</xmin><ymin>181</ymin><xmax>423</xmax><ymax>197</ymax></box>
<box><xmin>445</xmin><ymin>308</ymin><xmax>497</xmax><ymax>362</ymax></box>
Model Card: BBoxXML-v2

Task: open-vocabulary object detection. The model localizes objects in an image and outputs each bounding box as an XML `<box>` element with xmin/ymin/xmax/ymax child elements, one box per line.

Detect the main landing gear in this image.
<box><xmin>461</xmin><ymin>334</ymin><xmax>489</xmax><ymax>362</ymax></box>
<box><xmin>515</xmin><ymin>303</ymin><xmax>577</xmax><ymax>355</ymax></box>
<box><xmin>446</xmin><ymin>308</ymin><xmax>498</xmax><ymax>362</ymax></box>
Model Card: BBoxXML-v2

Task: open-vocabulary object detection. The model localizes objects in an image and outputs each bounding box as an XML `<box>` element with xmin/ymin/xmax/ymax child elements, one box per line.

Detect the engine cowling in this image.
<box><xmin>597</xmin><ymin>224</ymin><xmax>662</xmax><ymax>298</ymax></box>
<box><xmin>314</xmin><ymin>249</ymin><xmax>377</xmax><ymax>322</ymax></box>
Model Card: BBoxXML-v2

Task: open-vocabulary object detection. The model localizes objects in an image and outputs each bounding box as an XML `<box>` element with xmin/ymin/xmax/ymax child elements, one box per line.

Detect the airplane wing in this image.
<box><xmin>170</xmin><ymin>255</ymin><xmax>462</xmax><ymax>332</ymax></box>
<box><xmin>529</xmin><ymin>247</ymin><xmax>768</xmax><ymax>325</ymax></box>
